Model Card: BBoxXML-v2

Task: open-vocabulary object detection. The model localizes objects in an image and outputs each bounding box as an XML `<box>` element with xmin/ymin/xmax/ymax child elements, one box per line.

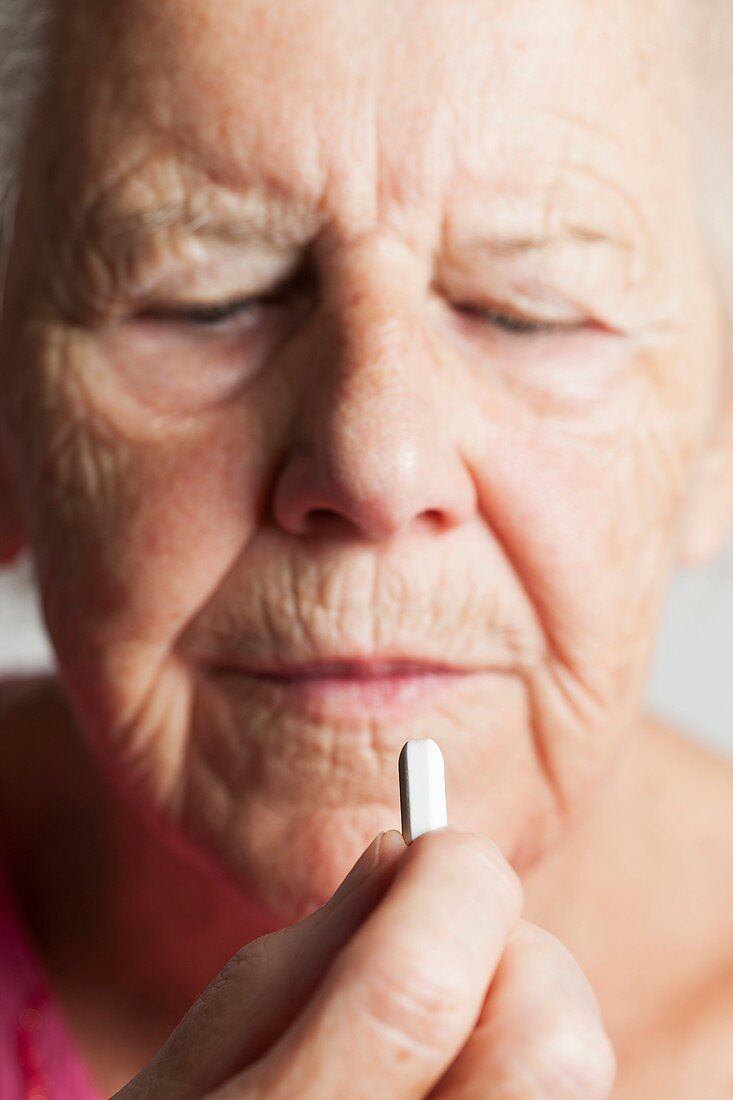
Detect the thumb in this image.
<box><xmin>114</xmin><ymin>829</ymin><xmax>406</xmax><ymax>1100</ymax></box>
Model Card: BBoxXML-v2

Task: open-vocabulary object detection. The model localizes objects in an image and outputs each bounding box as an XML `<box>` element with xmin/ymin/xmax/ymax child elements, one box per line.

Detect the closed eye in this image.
<box><xmin>141</xmin><ymin>292</ymin><xmax>587</xmax><ymax>336</ymax></box>
<box><xmin>142</xmin><ymin>261</ymin><xmax>318</xmax><ymax>328</ymax></box>
<box><xmin>142</xmin><ymin>295</ymin><xmax>281</xmax><ymax>327</ymax></box>
<box><xmin>455</xmin><ymin>302</ymin><xmax>586</xmax><ymax>336</ymax></box>
<box><xmin>179</xmin><ymin>299</ymin><xmax>262</xmax><ymax>324</ymax></box>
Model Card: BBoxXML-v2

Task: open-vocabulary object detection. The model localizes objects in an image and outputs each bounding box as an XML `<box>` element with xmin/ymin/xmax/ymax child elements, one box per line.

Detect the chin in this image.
<box><xmin>192</xmin><ymin>797</ymin><xmax>397</xmax><ymax>926</ymax></box>
<box><xmin>77</xmin><ymin>655</ymin><xmax>587</xmax><ymax>922</ymax></box>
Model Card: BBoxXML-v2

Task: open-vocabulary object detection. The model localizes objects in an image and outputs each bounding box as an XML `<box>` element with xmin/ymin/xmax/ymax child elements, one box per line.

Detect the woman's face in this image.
<box><xmin>0</xmin><ymin>0</ymin><xmax>728</xmax><ymax>920</ymax></box>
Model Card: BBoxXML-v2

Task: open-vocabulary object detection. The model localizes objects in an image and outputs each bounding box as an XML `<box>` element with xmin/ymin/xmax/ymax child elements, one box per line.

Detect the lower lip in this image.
<box><xmin>218</xmin><ymin>669</ymin><xmax>482</xmax><ymax>720</ymax></box>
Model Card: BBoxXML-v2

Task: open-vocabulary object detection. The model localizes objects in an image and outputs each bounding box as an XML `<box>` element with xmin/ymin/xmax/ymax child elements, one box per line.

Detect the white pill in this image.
<box><xmin>398</xmin><ymin>738</ymin><xmax>448</xmax><ymax>844</ymax></box>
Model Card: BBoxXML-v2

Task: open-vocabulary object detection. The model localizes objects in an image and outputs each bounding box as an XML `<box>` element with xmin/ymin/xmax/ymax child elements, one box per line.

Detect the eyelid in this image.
<box><xmin>138</xmin><ymin>291</ymin><xmax>287</xmax><ymax>328</ymax></box>
<box><xmin>454</xmin><ymin>301</ymin><xmax>588</xmax><ymax>336</ymax></box>
<box><xmin>430</xmin><ymin>276</ymin><xmax>593</xmax><ymax>336</ymax></box>
<box><xmin>139</xmin><ymin>260</ymin><xmax>317</xmax><ymax>326</ymax></box>
<box><xmin>140</xmin><ymin>280</ymin><xmax>592</xmax><ymax>338</ymax></box>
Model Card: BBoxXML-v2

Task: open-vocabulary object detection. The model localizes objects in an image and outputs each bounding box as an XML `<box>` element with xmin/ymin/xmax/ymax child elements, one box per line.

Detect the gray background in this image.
<box><xmin>1</xmin><ymin>542</ymin><xmax>731</xmax><ymax>758</ymax></box>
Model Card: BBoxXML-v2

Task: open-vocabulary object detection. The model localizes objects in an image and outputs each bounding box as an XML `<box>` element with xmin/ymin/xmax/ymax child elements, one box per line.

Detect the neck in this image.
<box><xmin>523</xmin><ymin>714</ymin><xmax>733</xmax><ymax>1051</ymax></box>
<box><xmin>103</xmin><ymin>781</ymin><xmax>276</xmax><ymax>1017</ymax></box>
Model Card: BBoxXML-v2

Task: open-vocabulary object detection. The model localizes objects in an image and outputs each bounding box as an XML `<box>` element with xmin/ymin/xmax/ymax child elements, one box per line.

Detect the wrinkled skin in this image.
<box><xmin>1</xmin><ymin>0</ymin><xmax>733</xmax><ymax>1094</ymax></box>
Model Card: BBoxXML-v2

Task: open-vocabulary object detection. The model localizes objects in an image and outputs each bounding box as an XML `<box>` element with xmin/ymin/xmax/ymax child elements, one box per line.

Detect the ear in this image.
<box><xmin>676</xmin><ymin>352</ymin><xmax>733</xmax><ymax>566</ymax></box>
<box><xmin>0</xmin><ymin>441</ymin><xmax>26</xmax><ymax>565</ymax></box>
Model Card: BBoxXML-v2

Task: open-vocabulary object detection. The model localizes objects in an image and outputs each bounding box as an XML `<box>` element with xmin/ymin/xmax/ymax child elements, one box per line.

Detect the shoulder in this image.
<box><xmin>614</xmin><ymin>719</ymin><xmax>733</xmax><ymax>1098</ymax></box>
<box><xmin>0</xmin><ymin>670</ymin><xmax>69</xmax><ymax>724</ymax></box>
<box><xmin>0</xmin><ymin>671</ymin><xmax>79</xmax><ymax>767</ymax></box>
<box><xmin>617</xmin><ymin>975</ymin><xmax>733</xmax><ymax>1099</ymax></box>
<box><xmin>644</xmin><ymin>710</ymin><xmax>733</xmax><ymax>787</ymax></box>
<box><xmin>649</xmin><ymin>975</ymin><xmax>733</xmax><ymax>1099</ymax></box>
<box><xmin>645</xmin><ymin>715</ymin><xmax>733</xmax><ymax>928</ymax></box>
<box><xmin>642</xmin><ymin>715</ymin><xmax>733</xmax><ymax>867</ymax></box>
<box><xmin>634</xmin><ymin>720</ymin><xmax>733</xmax><ymax>1001</ymax></box>
<box><xmin>686</xmin><ymin>977</ymin><xmax>733</xmax><ymax>1090</ymax></box>
<box><xmin>0</xmin><ymin>673</ymin><xmax>92</xmax><ymax>857</ymax></box>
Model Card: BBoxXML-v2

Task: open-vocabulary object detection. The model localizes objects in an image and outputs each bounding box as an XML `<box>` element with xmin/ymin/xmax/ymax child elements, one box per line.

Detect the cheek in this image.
<box><xmin>464</xmin><ymin>345</ymin><xmax>699</xmax><ymax>804</ymax></box>
<box><xmin>11</xmin><ymin>331</ymin><xmax>271</xmax><ymax>690</ymax></box>
<box><xmin>99</xmin><ymin>316</ymin><xmax>286</xmax><ymax>416</ymax></box>
<box><xmin>471</xmin><ymin>380</ymin><xmax>676</xmax><ymax>652</ymax></box>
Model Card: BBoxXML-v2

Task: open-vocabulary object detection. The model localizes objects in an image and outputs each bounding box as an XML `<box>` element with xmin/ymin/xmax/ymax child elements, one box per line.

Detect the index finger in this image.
<box><xmin>224</xmin><ymin>826</ymin><xmax>523</xmax><ymax>1100</ymax></box>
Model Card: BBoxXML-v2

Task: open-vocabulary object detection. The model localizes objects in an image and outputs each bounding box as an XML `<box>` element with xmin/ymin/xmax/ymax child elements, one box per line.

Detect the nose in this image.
<box><xmin>270</xmin><ymin>282</ymin><xmax>477</xmax><ymax>542</ymax></box>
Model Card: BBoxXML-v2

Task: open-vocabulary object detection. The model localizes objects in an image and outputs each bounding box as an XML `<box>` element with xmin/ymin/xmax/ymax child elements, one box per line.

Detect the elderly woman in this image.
<box><xmin>0</xmin><ymin>0</ymin><xmax>732</xmax><ymax>1096</ymax></box>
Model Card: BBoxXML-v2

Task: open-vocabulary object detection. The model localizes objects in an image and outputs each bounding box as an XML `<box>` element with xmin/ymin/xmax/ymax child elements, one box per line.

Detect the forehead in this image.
<box><xmin>54</xmin><ymin>0</ymin><xmax>685</xmax><ymax>244</ymax></box>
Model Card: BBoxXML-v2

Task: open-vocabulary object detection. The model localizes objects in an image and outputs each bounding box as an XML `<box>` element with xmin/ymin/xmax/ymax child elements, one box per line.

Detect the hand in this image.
<box><xmin>113</xmin><ymin>826</ymin><xmax>616</xmax><ymax>1098</ymax></box>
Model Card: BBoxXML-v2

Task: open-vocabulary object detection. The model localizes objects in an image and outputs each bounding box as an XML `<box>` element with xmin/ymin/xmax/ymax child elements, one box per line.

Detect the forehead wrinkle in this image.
<box><xmin>58</xmin><ymin>0</ymin><xmax>669</xmax><ymax>282</ymax></box>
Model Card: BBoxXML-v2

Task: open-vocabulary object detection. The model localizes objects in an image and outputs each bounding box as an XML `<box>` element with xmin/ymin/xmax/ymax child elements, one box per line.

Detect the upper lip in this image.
<box><xmin>213</xmin><ymin>657</ymin><xmax>483</xmax><ymax>679</ymax></box>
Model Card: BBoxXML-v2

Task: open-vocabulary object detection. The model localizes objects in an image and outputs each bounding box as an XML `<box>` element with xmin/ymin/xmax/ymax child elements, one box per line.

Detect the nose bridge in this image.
<box><xmin>270</xmin><ymin>241</ymin><xmax>476</xmax><ymax>540</ymax></box>
<box><xmin>318</xmin><ymin>303</ymin><xmax>432</xmax><ymax>498</ymax></box>
<box><xmin>312</xmin><ymin>228</ymin><xmax>438</xmax><ymax>422</ymax></box>
<box><xmin>329</xmin><ymin>281</ymin><xmax>426</xmax><ymax>415</ymax></box>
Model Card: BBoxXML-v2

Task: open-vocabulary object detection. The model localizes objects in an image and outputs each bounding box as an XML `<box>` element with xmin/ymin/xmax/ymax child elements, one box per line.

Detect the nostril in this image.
<box><xmin>304</xmin><ymin>508</ymin><xmax>355</xmax><ymax>535</ymax></box>
<box><xmin>421</xmin><ymin>508</ymin><xmax>448</xmax><ymax>530</ymax></box>
<box><xmin>309</xmin><ymin>509</ymin><xmax>338</xmax><ymax>520</ymax></box>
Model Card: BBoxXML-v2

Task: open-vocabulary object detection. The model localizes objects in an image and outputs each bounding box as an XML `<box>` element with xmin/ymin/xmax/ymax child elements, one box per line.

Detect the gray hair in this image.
<box><xmin>0</xmin><ymin>0</ymin><xmax>53</xmax><ymax>288</ymax></box>
<box><xmin>0</xmin><ymin>1</ymin><xmax>732</xmax><ymax>325</ymax></box>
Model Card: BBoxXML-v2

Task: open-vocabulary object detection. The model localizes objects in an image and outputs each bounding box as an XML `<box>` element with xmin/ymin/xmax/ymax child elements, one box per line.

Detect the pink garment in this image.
<box><xmin>0</xmin><ymin>843</ymin><xmax>101</xmax><ymax>1100</ymax></box>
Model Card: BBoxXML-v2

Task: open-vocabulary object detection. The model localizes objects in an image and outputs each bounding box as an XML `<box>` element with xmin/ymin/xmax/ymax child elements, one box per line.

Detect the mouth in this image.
<box><xmin>209</xmin><ymin>657</ymin><xmax>492</xmax><ymax>721</ymax></box>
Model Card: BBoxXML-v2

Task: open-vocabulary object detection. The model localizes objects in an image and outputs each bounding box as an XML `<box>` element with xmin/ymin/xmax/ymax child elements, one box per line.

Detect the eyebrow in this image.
<box><xmin>92</xmin><ymin>189</ymin><xmax>322</xmax><ymax>250</ymax></box>
<box><xmin>87</xmin><ymin>165</ymin><xmax>639</xmax><ymax>271</ymax></box>
<box><xmin>93</xmin><ymin>208</ymin><xmax>637</xmax><ymax>281</ymax></box>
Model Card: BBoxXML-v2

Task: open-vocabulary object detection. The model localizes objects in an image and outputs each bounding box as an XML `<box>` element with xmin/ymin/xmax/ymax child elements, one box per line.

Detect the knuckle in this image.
<box><xmin>418</xmin><ymin>829</ymin><xmax>524</xmax><ymax>916</ymax></box>
<box><xmin>214</xmin><ymin>932</ymin><xmax>276</xmax><ymax>990</ymax></box>
<box><xmin>341</xmin><ymin>942</ymin><xmax>469</xmax><ymax>1059</ymax></box>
